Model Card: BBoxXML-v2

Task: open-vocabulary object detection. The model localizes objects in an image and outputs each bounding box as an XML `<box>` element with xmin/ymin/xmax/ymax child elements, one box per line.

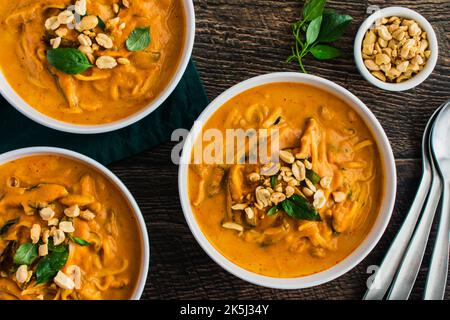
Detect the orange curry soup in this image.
<box><xmin>0</xmin><ymin>0</ymin><xmax>185</xmax><ymax>124</ymax></box>
<box><xmin>0</xmin><ymin>155</ymin><xmax>142</xmax><ymax>300</ymax></box>
<box><xmin>188</xmin><ymin>83</ymin><xmax>384</xmax><ymax>277</ymax></box>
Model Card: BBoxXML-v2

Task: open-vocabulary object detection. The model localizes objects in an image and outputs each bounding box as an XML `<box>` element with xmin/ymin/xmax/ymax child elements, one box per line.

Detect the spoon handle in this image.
<box><xmin>363</xmin><ymin>169</ymin><xmax>432</xmax><ymax>300</ymax></box>
<box><xmin>387</xmin><ymin>174</ymin><xmax>442</xmax><ymax>300</ymax></box>
<box><xmin>424</xmin><ymin>181</ymin><xmax>450</xmax><ymax>300</ymax></box>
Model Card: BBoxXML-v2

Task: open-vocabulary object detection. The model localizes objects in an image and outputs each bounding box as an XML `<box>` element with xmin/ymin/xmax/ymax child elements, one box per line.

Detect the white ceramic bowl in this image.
<box><xmin>0</xmin><ymin>147</ymin><xmax>150</xmax><ymax>299</ymax></box>
<box><xmin>354</xmin><ymin>6</ymin><xmax>438</xmax><ymax>91</ymax></box>
<box><xmin>0</xmin><ymin>1</ymin><xmax>195</xmax><ymax>134</ymax></box>
<box><xmin>178</xmin><ymin>72</ymin><xmax>397</xmax><ymax>289</ymax></box>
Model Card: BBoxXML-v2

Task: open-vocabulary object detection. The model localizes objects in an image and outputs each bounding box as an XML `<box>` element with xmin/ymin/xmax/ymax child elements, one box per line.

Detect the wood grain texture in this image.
<box><xmin>109</xmin><ymin>0</ymin><xmax>450</xmax><ymax>299</ymax></box>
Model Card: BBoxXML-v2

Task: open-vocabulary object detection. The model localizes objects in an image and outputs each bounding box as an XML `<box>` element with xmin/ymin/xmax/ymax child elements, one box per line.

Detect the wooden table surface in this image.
<box><xmin>110</xmin><ymin>0</ymin><xmax>450</xmax><ymax>299</ymax></box>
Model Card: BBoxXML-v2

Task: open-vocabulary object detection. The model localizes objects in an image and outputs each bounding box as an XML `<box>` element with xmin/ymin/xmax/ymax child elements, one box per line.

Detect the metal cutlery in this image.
<box><xmin>363</xmin><ymin>105</ymin><xmax>440</xmax><ymax>300</ymax></box>
<box><xmin>425</xmin><ymin>102</ymin><xmax>450</xmax><ymax>299</ymax></box>
<box><xmin>364</xmin><ymin>101</ymin><xmax>450</xmax><ymax>300</ymax></box>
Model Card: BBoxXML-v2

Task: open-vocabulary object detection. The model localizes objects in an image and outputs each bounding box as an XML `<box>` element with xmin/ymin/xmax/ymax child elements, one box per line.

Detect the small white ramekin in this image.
<box><xmin>354</xmin><ymin>6</ymin><xmax>438</xmax><ymax>91</ymax></box>
<box><xmin>178</xmin><ymin>72</ymin><xmax>397</xmax><ymax>289</ymax></box>
<box><xmin>0</xmin><ymin>0</ymin><xmax>195</xmax><ymax>134</ymax></box>
<box><xmin>0</xmin><ymin>147</ymin><xmax>149</xmax><ymax>299</ymax></box>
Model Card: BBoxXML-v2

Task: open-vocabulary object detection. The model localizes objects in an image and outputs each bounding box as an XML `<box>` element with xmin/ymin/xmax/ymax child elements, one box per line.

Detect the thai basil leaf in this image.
<box><xmin>46</xmin><ymin>239</ymin><xmax>67</xmax><ymax>253</ymax></box>
<box><xmin>302</xmin><ymin>0</ymin><xmax>326</xmax><ymax>22</ymax></box>
<box><xmin>267</xmin><ymin>205</ymin><xmax>280</xmax><ymax>216</ymax></box>
<box><xmin>310</xmin><ymin>44</ymin><xmax>342</xmax><ymax>60</ymax></box>
<box><xmin>13</xmin><ymin>243</ymin><xmax>39</xmax><ymax>265</ymax></box>
<box><xmin>306</xmin><ymin>169</ymin><xmax>321</xmax><ymax>185</ymax></box>
<box><xmin>126</xmin><ymin>27</ymin><xmax>151</xmax><ymax>51</ymax></box>
<box><xmin>318</xmin><ymin>10</ymin><xmax>353</xmax><ymax>43</ymax></box>
<box><xmin>36</xmin><ymin>245</ymin><xmax>69</xmax><ymax>284</ymax></box>
<box><xmin>281</xmin><ymin>194</ymin><xmax>321</xmax><ymax>221</ymax></box>
<box><xmin>306</xmin><ymin>15</ymin><xmax>323</xmax><ymax>44</ymax></box>
<box><xmin>97</xmin><ymin>16</ymin><xmax>106</xmax><ymax>30</ymax></box>
<box><xmin>270</xmin><ymin>175</ymin><xmax>278</xmax><ymax>189</ymax></box>
<box><xmin>68</xmin><ymin>235</ymin><xmax>91</xmax><ymax>246</ymax></box>
<box><xmin>47</xmin><ymin>48</ymin><xmax>92</xmax><ymax>74</ymax></box>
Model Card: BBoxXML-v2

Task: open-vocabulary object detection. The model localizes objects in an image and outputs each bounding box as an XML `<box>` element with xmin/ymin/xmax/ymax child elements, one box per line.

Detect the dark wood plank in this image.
<box><xmin>108</xmin><ymin>0</ymin><xmax>450</xmax><ymax>299</ymax></box>
<box><xmin>110</xmin><ymin>147</ymin><xmax>449</xmax><ymax>299</ymax></box>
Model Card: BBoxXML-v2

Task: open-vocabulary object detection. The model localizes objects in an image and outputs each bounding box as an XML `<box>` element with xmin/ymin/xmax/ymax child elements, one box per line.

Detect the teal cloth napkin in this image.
<box><xmin>0</xmin><ymin>60</ymin><xmax>208</xmax><ymax>165</ymax></box>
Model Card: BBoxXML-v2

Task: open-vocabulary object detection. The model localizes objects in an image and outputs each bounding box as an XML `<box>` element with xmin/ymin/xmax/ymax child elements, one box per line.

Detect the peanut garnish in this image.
<box><xmin>270</xmin><ymin>192</ymin><xmax>286</xmax><ymax>205</ymax></box>
<box><xmin>39</xmin><ymin>207</ymin><xmax>55</xmax><ymax>221</ymax></box>
<box><xmin>361</xmin><ymin>16</ymin><xmax>430</xmax><ymax>83</ymax></box>
<box><xmin>74</xmin><ymin>0</ymin><xmax>87</xmax><ymax>16</ymax></box>
<box><xmin>78</xmin><ymin>34</ymin><xmax>92</xmax><ymax>47</ymax></box>
<box><xmin>15</xmin><ymin>265</ymin><xmax>28</xmax><ymax>284</ymax></box>
<box><xmin>45</xmin><ymin>16</ymin><xmax>60</xmax><ymax>31</ymax></box>
<box><xmin>59</xmin><ymin>221</ymin><xmax>75</xmax><ymax>233</ymax></box>
<box><xmin>80</xmin><ymin>209</ymin><xmax>96</xmax><ymax>221</ymax></box>
<box><xmin>95</xmin><ymin>33</ymin><xmax>113</xmax><ymax>49</ymax></box>
<box><xmin>313</xmin><ymin>189</ymin><xmax>326</xmax><ymax>209</ymax></box>
<box><xmin>30</xmin><ymin>224</ymin><xmax>41</xmax><ymax>244</ymax></box>
<box><xmin>54</xmin><ymin>271</ymin><xmax>75</xmax><ymax>290</ymax></box>
<box><xmin>96</xmin><ymin>56</ymin><xmax>117</xmax><ymax>69</ymax></box>
<box><xmin>50</xmin><ymin>37</ymin><xmax>62</xmax><ymax>49</ymax></box>
<box><xmin>64</xmin><ymin>205</ymin><xmax>80</xmax><ymax>218</ymax></box>
<box><xmin>332</xmin><ymin>191</ymin><xmax>346</xmax><ymax>203</ymax></box>
<box><xmin>117</xmin><ymin>57</ymin><xmax>131</xmax><ymax>65</ymax></box>
<box><xmin>222</xmin><ymin>222</ymin><xmax>243</xmax><ymax>233</ymax></box>
<box><xmin>52</xmin><ymin>229</ymin><xmax>65</xmax><ymax>245</ymax></box>
<box><xmin>255</xmin><ymin>186</ymin><xmax>271</xmax><ymax>208</ymax></box>
<box><xmin>78</xmin><ymin>15</ymin><xmax>98</xmax><ymax>31</ymax></box>
<box><xmin>279</xmin><ymin>150</ymin><xmax>295</xmax><ymax>164</ymax></box>
<box><xmin>66</xmin><ymin>265</ymin><xmax>82</xmax><ymax>290</ymax></box>
<box><xmin>39</xmin><ymin>243</ymin><xmax>48</xmax><ymax>257</ymax></box>
<box><xmin>285</xmin><ymin>186</ymin><xmax>295</xmax><ymax>198</ymax></box>
<box><xmin>57</xmin><ymin>10</ymin><xmax>74</xmax><ymax>25</ymax></box>
<box><xmin>231</xmin><ymin>203</ymin><xmax>248</xmax><ymax>210</ymax></box>
<box><xmin>78</xmin><ymin>45</ymin><xmax>93</xmax><ymax>54</ymax></box>
<box><xmin>55</xmin><ymin>27</ymin><xmax>68</xmax><ymax>37</ymax></box>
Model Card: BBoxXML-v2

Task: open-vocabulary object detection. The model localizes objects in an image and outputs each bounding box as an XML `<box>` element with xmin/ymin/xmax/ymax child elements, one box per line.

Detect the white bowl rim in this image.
<box><xmin>0</xmin><ymin>147</ymin><xmax>150</xmax><ymax>299</ymax></box>
<box><xmin>178</xmin><ymin>72</ymin><xmax>397</xmax><ymax>289</ymax></box>
<box><xmin>0</xmin><ymin>0</ymin><xmax>195</xmax><ymax>134</ymax></box>
<box><xmin>354</xmin><ymin>6</ymin><xmax>438</xmax><ymax>92</ymax></box>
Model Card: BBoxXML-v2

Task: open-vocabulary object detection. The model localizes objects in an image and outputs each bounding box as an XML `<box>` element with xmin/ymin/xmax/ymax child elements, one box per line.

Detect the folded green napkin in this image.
<box><xmin>0</xmin><ymin>60</ymin><xmax>208</xmax><ymax>165</ymax></box>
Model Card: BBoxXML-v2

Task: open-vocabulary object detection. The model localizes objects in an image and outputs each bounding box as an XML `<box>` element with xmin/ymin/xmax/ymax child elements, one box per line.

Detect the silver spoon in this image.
<box><xmin>425</xmin><ymin>101</ymin><xmax>450</xmax><ymax>299</ymax></box>
<box><xmin>387</xmin><ymin>105</ymin><xmax>445</xmax><ymax>300</ymax></box>
<box><xmin>364</xmin><ymin>105</ymin><xmax>442</xmax><ymax>300</ymax></box>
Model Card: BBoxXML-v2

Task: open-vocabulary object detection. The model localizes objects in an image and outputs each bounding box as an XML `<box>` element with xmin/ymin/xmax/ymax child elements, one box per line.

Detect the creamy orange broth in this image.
<box><xmin>0</xmin><ymin>155</ymin><xmax>142</xmax><ymax>300</ymax></box>
<box><xmin>188</xmin><ymin>83</ymin><xmax>384</xmax><ymax>277</ymax></box>
<box><xmin>0</xmin><ymin>0</ymin><xmax>185</xmax><ymax>124</ymax></box>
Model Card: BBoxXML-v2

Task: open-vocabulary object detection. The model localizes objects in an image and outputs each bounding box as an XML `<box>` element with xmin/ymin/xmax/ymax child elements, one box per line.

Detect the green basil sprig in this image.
<box><xmin>126</xmin><ymin>27</ymin><xmax>151</xmax><ymax>51</ymax></box>
<box><xmin>287</xmin><ymin>0</ymin><xmax>352</xmax><ymax>73</ymax></box>
<box><xmin>47</xmin><ymin>48</ymin><xmax>92</xmax><ymax>74</ymax></box>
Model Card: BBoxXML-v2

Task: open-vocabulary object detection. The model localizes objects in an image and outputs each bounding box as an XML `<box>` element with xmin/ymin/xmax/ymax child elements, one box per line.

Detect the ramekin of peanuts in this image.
<box><xmin>354</xmin><ymin>7</ymin><xmax>438</xmax><ymax>91</ymax></box>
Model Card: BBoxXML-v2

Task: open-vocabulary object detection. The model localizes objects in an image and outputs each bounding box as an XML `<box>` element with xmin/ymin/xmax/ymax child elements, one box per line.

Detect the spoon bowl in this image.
<box><xmin>432</xmin><ymin>103</ymin><xmax>450</xmax><ymax>180</ymax></box>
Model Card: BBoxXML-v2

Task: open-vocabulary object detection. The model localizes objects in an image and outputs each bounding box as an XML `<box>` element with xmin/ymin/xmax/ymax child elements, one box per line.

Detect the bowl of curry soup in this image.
<box><xmin>0</xmin><ymin>147</ymin><xmax>149</xmax><ymax>299</ymax></box>
<box><xmin>0</xmin><ymin>0</ymin><xmax>195</xmax><ymax>134</ymax></box>
<box><xmin>179</xmin><ymin>73</ymin><xmax>396</xmax><ymax>289</ymax></box>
